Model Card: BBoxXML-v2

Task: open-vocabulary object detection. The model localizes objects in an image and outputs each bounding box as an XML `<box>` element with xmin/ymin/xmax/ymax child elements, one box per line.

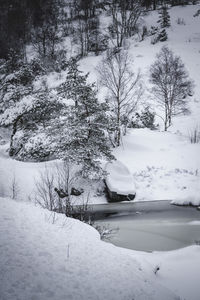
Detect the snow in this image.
<box><xmin>171</xmin><ymin>196</ymin><xmax>200</xmax><ymax>207</ymax></box>
<box><xmin>0</xmin><ymin>197</ymin><xmax>178</xmax><ymax>300</ymax></box>
<box><xmin>113</xmin><ymin>128</ymin><xmax>200</xmax><ymax>205</ymax></box>
<box><xmin>136</xmin><ymin>246</ymin><xmax>200</xmax><ymax>300</ymax></box>
<box><xmin>105</xmin><ymin>160</ymin><xmax>136</xmax><ymax>195</ymax></box>
<box><xmin>0</xmin><ymin>4</ymin><xmax>200</xmax><ymax>300</ymax></box>
<box><xmin>77</xmin><ymin>4</ymin><xmax>200</xmax><ymax>205</ymax></box>
<box><xmin>0</xmin><ymin>4</ymin><xmax>200</xmax><ymax>206</ymax></box>
<box><xmin>0</xmin><ymin>7</ymin><xmax>200</xmax><ymax>299</ymax></box>
<box><xmin>188</xmin><ymin>220</ymin><xmax>200</xmax><ymax>225</ymax></box>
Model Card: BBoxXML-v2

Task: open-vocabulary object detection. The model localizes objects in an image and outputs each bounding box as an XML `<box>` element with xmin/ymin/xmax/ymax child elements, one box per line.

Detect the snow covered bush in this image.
<box><xmin>0</xmin><ymin>54</ymin><xmax>41</xmax><ymax>113</ymax></box>
<box><xmin>5</xmin><ymin>88</ymin><xmax>63</xmax><ymax>160</ymax></box>
<box><xmin>151</xmin><ymin>29</ymin><xmax>168</xmax><ymax>44</ymax></box>
<box><xmin>139</xmin><ymin>106</ymin><xmax>157</xmax><ymax>129</ymax></box>
<box><xmin>149</xmin><ymin>26</ymin><xmax>159</xmax><ymax>36</ymax></box>
<box><xmin>158</xmin><ymin>29</ymin><xmax>168</xmax><ymax>41</ymax></box>
<box><xmin>14</xmin><ymin>132</ymin><xmax>52</xmax><ymax>161</ymax></box>
<box><xmin>129</xmin><ymin>106</ymin><xmax>157</xmax><ymax>130</ymax></box>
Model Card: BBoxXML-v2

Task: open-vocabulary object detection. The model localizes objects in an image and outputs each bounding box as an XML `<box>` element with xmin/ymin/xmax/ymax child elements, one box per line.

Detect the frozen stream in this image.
<box><xmin>89</xmin><ymin>201</ymin><xmax>200</xmax><ymax>252</ymax></box>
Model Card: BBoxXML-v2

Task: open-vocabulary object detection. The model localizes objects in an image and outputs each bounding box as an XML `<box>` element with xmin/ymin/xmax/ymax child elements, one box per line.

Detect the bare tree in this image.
<box><xmin>34</xmin><ymin>162</ymin><xmax>116</xmax><ymax>236</ymax></box>
<box><xmin>32</xmin><ymin>25</ymin><xmax>60</xmax><ymax>62</ymax></box>
<box><xmin>10</xmin><ymin>173</ymin><xmax>20</xmax><ymax>200</ymax></box>
<box><xmin>109</xmin><ymin>0</ymin><xmax>142</xmax><ymax>47</ymax></box>
<box><xmin>35</xmin><ymin>161</ymin><xmax>90</xmax><ymax>220</ymax></box>
<box><xmin>35</xmin><ymin>161</ymin><xmax>77</xmax><ymax>214</ymax></box>
<box><xmin>150</xmin><ymin>46</ymin><xmax>193</xmax><ymax>131</ymax></box>
<box><xmin>35</xmin><ymin>165</ymin><xmax>56</xmax><ymax>211</ymax></box>
<box><xmin>54</xmin><ymin>160</ymin><xmax>78</xmax><ymax>216</ymax></box>
<box><xmin>98</xmin><ymin>49</ymin><xmax>142</xmax><ymax>146</ymax></box>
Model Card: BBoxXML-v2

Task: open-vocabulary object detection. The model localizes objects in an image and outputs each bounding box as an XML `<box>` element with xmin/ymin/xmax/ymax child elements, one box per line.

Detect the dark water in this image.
<box><xmin>90</xmin><ymin>201</ymin><xmax>200</xmax><ymax>252</ymax></box>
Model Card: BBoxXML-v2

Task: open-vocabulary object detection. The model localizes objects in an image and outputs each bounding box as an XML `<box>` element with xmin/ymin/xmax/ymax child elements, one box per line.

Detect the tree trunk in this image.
<box><xmin>164</xmin><ymin>106</ymin><xmax>168</xmax><ymax>131</ymax></box>
<box><xmin>9</xmin><ymin>115</ymin><xmax>22</xmax><ymax>156</ymax></box>
<box><xmin>116</xmin><ymin>98</ymin><xmax>121</xmax><ymax>146</ymax></box>
<box><xmin>153</xmin><ymin>0</ymin><xmax>156</xmax><ymax>10</ymax></box>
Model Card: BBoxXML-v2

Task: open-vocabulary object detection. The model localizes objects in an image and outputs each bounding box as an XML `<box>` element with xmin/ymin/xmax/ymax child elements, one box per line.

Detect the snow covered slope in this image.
<box><xmin>135</xmin><ymin>245</ymin><xmax>200</xmax><ymax>300</ymax></box>
<box><xmin>0</xmin><ymin>197</ymin><xmax>177</xmax><ymax>300</ymax></box>
<box><xmin>113</xmin><ymin>128</ymin><xmax>200</xmax><ymax>204</ymax></box>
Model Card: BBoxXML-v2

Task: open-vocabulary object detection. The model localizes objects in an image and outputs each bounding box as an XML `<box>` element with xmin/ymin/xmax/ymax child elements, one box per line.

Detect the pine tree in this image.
<box><xmin>0</xmin><ymin>53</ymin><xmax>44</xmax><ymax>114</ymax></box>
<box><xmin>54</xmin><ymin>60</ymin><xmax>114</xmax><ymax>177</ymax></box>
<box><xmin>58</xmin><ymin>58</ymin><xmax>87</xmax><ymax>107</ymax></box>
<box><xmin>158</xmin><ymin>28</ymin><xmax>168</xmax><ymax>42</ymax></box>
<box><xmin>157</xmin><ymin>6</ymin><xmax>170</xmax><ymax>28</ymax></box>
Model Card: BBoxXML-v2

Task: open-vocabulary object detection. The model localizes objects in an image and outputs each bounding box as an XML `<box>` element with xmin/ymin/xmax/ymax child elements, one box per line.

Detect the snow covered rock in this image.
<box><xmin>105</xmin><ymin>160</ymin><xmax>136</xmax><ymax>202</ymax></box>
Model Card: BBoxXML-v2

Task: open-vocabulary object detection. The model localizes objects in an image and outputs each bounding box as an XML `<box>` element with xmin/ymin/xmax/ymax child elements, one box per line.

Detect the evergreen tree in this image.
<box><xmin>158</xmin><ymin>28</ymin><xmax>168</xmax><ymax>41</ymax></box>
<box><xmin>157</xmin><ymin>6</ymin><xmax>171</xmax><ymax>28</ymax></box>
<box><xmin>54</xmin><ymin>60</ymin><xmax>114</xmax><ymax>177</ymax></box>
<box><xmin>0</xmin><ymin>53</ymin><xmax>44</xmax><ymax>114</ymax></box>
<box><xmin>139</xmin><ymin>106</ymin><xmax>156</xmax><ymax>130</ymax></box>
<box><xmin>58</xmin><ymin>58</ymin><xmax>87</xmax><ymax>107</ymax></box>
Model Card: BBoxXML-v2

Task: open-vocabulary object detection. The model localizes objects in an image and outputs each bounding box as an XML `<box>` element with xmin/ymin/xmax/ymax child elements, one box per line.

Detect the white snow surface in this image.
<box><xmin>113</xmin><ymin>128</ymin><xmax>200</xmax><ymax>204</ymax></box>
<box><xmin>0</xmin><ymin>197</ymin><xmax>179</xmax><ymax>300</ymax></box>
<box><xmin>105</xmin><ymin>161</ymin><xmax>136</xmax><ymax>195</ymax></box>
<box><xmin>136</xmin><ymin>246</ymin><xmax>200</xmax><ymax>300</ymax></box>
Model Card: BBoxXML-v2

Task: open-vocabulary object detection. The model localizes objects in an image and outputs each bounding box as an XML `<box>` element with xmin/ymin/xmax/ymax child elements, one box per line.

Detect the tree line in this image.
<box><xmin>0</xmin><ymin>0</ymin><xmax>196</xmax><ymax>59</ymax></box>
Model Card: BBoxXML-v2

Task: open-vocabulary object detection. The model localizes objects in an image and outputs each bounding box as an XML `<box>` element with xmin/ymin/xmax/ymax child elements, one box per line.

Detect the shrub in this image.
<box><xmin>149</xmin><ymin>26</ymin><xmax>159</xmax><ymax>36</ymax></box>
<box><xmin>129</xmin><ymin>106</ymin><xmax>157</xmax><ymax>130</ymax></box>
<box><xmin>34</xmin><ymin>162</ymin><xmax>115</xmax><ymax>240</ymax></box>
<box><xmin>176</xmin><ymin>17</ymin><xmax>186</xmax><ymax>25</ymax></box>
<box><xmin>151</xmin><ymin>29</ymin><xmax>168</xmax><ymax>44</ymax></box>
<box><xmin>193</xmin><ymin>9</ymin><xmax>200</xmax><ymax>17</ymax></box>
<box><xmin>188</xmin><ymin>126</ymin><xmax>200</xmax><ymax>144</ymax></box>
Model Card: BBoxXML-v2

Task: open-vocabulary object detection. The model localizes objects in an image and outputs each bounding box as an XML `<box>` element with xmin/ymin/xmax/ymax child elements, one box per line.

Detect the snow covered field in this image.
<box><xmin>114</xmin><ymin>128</ymin><xmax>200</xmax><ymax>204</ymax></box>
<box><xmin>1</xmin><ymin>197</ymin><xmax>200</xmax><ymax>300</ymax></box>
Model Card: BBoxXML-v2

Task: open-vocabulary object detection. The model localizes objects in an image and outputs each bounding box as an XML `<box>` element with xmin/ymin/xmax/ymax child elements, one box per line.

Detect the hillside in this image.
<box><xmin>0</xmin><ymin>3</ymin><xmax>199</xmax><ymax>205</ymax></box>
<box><xmin>0</xmin><ymin>2</ymin><xmax>200</xmax><ymax>300</ymax></box>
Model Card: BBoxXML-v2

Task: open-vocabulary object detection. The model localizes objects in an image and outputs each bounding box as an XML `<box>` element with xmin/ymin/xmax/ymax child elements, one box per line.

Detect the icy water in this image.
<box><xmin>91</xmin><ymin>201</ymin><xmax>200</xmax><ymax>252</ymax></box>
